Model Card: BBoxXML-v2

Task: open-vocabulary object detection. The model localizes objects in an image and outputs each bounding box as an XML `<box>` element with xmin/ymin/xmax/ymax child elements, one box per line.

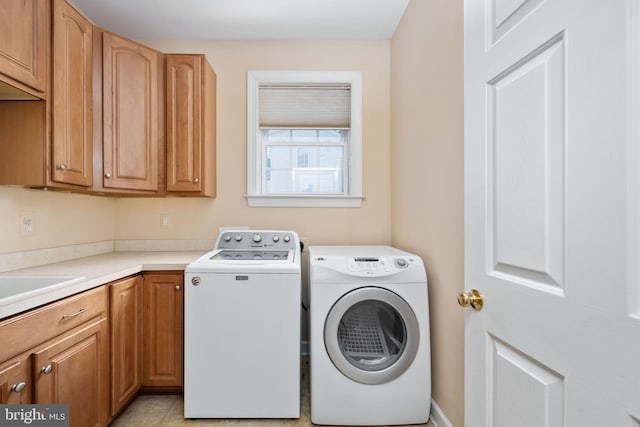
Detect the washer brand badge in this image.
<box><xmin>1</xmin><ymin>405</ymin><xmax>69</xmax><ymax>426</ymax></box>
<box><xmin>235</xmin><ymin>275</ymin><xmax>249</xmax><ymax>281</ymax></box>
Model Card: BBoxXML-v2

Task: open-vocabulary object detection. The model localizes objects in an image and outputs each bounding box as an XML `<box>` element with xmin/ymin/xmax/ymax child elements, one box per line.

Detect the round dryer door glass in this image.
<box><xmin>324</xmin><ymin>287</ymin><xmax>420</xmax><ymax>385</ymax></box>
<box><xmin>338</xmin><ymin>300</ymin><xmax>406</xmax><ymax>371</ymax></box>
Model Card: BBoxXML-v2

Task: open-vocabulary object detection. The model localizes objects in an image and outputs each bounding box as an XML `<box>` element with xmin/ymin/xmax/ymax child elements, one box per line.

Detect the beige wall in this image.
<box><xmin>115</xmin><ymin>40</ymin><xmax>392</xmax><ymax>247</ymax></box>
<box><xmin>0</xmin><ymin>187</ymin><xmax>115</xmax><ymax>254</ymax></box>
<box><xmin>0</xmin><ymin>41</ymin><xmax>391</xmax><ymax>252</ymax></box>
<box><xmin>0</xmin><ymin>14</ymin><xmax>465</xmax><ymax>423</ymax></box>
<box><xmin>391</xmin><ymin>1</ymin><xmax>464</xmax><ymax>426</ymax></box>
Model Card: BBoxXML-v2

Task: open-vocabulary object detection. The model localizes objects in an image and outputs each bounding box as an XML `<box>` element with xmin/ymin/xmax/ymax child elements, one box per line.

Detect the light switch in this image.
<box><xmin>161</xmin><ymin>214</ymin><xmax>171</xmax><ymax>228</ymax></box>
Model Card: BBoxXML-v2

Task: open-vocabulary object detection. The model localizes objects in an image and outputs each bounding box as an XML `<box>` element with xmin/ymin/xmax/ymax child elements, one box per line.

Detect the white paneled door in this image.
<box><xmin>464</xmin><ymin>0</ymin><xmax>640</xmax><ymax>426</ymax></box>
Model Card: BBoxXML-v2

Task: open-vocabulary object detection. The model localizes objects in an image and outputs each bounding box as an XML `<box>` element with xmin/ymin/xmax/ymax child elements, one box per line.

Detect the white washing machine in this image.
<box><xmin>184</xmin><ymin>230</ymin><xmax>301</xmax><ymax>419</ymax></box>
<box><xmin>309</xmin><ymin>246</ymin><xmax>431</xmax><ymax>426</ymax></box>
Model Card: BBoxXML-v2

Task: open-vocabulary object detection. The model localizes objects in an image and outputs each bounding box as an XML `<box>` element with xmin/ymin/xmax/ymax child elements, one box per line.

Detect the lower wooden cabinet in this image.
<box><xmin>143</xmin><ymin>272</ymin><xmax>184</xmax><ymax>389</ymax></box>
<box><xmin>0</xmin><ymin>271</ymin><xmax>186</xmax><ymax>425</ymax></box>
<box><xmin>0</xmin><ymin>286</ymin><xmax>109</xmax><ymax>426</ymax></box>
<box><xmin>33</xmin><ymin>318</ymin><xmax>109</xmax><ymax>427</ymax></box>
<box><xmin>109</xmin><ymin>275</ymin><xmax>143</xmax><ymax>416</ymax></box>
<box><xmin>0</xmin><ymin>352</ymin><xmax>32</xmax><ymax>404</ymax></box>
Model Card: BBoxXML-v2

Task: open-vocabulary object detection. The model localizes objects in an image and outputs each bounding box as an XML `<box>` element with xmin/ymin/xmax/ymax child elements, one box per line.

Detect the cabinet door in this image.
<box><xmin>34</xmin><ymin>319</ymin><xmax>109</xmax><ymax>427</ymax></box>
<box><xmin>102</xmin><ymin>32</ymin><xmax>158</xmax><ymax>191</ymax></box>
<box><xmin>165</xmin><ymin>54</ymin><xmax>217</xmax><ymax>197</ymax></box>
<box><xmin>51</xmin><ymin>0</ymin><xmax>92</xmax><ymax>186</ymax></box>
<box><xmin>0</xmin><ymin>353</ymin><xmax>32</xmax><ymax>404</ymax></box>
<box><xmin>109</xmin><ymin>276</ymin><xmax>142</xmax><ymax>415</ymax></box>
<box><xmin>166</xmin><ymin>54</ymin><xmax>202</xmax><ymax>193</ymax></box>
<box><xmin>143</xmin><ymin>273</ymin><xmax>184</xmax><ymax>388</ymax></box>
<box><xmin>0</xmin><ymin>0</ymin><xmax>47</xmax><ymax>94</ymax></box>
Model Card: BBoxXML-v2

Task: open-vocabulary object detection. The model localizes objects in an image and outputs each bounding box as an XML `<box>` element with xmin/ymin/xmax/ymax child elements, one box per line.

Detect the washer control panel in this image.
<box><xmin>216</xmin><ymin>231</ymin><xmax>297</xmax><ymax>250</ymax></box>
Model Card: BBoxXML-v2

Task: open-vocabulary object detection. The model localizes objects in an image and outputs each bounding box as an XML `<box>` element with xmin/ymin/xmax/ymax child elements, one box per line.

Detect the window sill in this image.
<box><xmin>246</xmin><ymin>194</ymin><xmax>364</xmax><ymax>208</ymax></box>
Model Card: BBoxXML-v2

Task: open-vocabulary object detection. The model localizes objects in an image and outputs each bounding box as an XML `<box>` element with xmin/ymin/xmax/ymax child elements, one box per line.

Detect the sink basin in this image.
<box><xmin>0</xmin><ymin>276</ymin><xmax>86</xmax><ymax>300</ymax></box>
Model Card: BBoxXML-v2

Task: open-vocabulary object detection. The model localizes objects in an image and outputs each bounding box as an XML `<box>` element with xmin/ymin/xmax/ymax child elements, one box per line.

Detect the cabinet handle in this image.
<box><xmin>41</xmin><ymin>365</ymin><xmax>53</xmax><ymax>375</ymax></box>
<box><xmin>61</xmin><ymin>307</ymin><xmax>86</xmax><ymax>320</ymax></box>
<box><xmin>193</xmin><ymin>177</ymin><xmax>199</xmax><ymax>184</ymax></box>
<box><xmin>11</xmin><ymin>382</ymin><xmax>26</xmax><ymax>393</ymax></box>
<box><xmin>104</xmin><ymin>172</ymin><xmax>112</xmax><ymax>179</ymax></box>
<box><xmin>175</xmin><ymin>285</ymin><xmax>181</xmax><ymax>291</ymax></box>
<box><xmin>56</xmin><ymin>164</ymin><xmax>67</xmax><ymax>171</ymax></box>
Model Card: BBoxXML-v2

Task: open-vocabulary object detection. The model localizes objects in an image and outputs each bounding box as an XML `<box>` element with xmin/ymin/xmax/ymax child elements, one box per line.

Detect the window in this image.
<box><xmin>247</xmin><ymin>71</ymin><xmax>363</xmax><ymax>207</ymax></box>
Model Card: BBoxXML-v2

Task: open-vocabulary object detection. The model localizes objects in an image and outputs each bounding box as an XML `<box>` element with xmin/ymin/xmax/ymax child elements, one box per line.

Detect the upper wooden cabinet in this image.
<box><xmin>0</xmin><ymin>0</ymin><xmax>92</xmax><ymax>189</ymax></box>
<box><xmin>99</xmin><ymin>32</ymin><xmax>160</xmax><ymax>193</ymax></box>
<box><xmin>0</xmin><ymin>3</ymin><xmax>219</xmax><ymax>197</ymax></box>
<box><xmin>51</xmin><ymin>0</ymin><xmax>92</xmax><ymax>186</ymax></box>
<box><xmin>166</xmin><ymin>54</ymin><xmax>216</xmax><ymax>197</ymax></box>
<box><xmin>0</xmin><ymin>0</ymin><xmax>48</xmax><ymax>97</ymax></box>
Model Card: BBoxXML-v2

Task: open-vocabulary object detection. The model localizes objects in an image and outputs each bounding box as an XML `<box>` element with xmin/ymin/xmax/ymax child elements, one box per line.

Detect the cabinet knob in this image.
<box><xmin>11</xmin><ymin>382</ymin><xmax>26</xmax><ymax>393</ymax></box>
<box><xmin>56</xmin><ymin>163</ymin><xmax>67</xmax><ymax>171</ymax></box>
<box><xmin>193</xmin><ymin>177</ymin><xmax>199</xmax><ymax>184</ymax></box>
<box><xmin>104</xmin><ymin>172</ymin><xmax>112</xmax><ymax>179</ymax></box>
<box><xmin>41</xmin><ymin>365</ymin><xmax>53</xmax><ymax>375</ymax></box>
<box><xmin>176</xmin><ymin>285</ymin><xmax>181</xmax><ymax>291</ymax></box>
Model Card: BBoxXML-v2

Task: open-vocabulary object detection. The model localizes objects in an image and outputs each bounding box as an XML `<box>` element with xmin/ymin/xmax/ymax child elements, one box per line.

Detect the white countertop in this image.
<box><xmin>0</xmin><ymin>251</ymin><xmax>206</xmax><ymax>319</ymax></box>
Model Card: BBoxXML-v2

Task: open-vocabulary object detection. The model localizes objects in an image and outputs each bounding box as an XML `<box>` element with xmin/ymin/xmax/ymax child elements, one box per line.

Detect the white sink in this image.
<box><xmin>0</xmin><ymin>276</ymin><xmax>86</xmax><ymax>300</ymax></box>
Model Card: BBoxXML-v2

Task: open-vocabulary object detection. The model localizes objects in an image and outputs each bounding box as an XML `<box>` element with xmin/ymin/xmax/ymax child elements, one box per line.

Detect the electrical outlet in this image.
<box><xmin>19</xmin><ymin>211</ymin><xmax>36</xmax><ymax>236</ymax></box>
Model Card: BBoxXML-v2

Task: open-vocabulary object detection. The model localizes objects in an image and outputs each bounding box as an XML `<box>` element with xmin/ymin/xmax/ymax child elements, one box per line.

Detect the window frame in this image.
<box><xmin>246</xmin><ymin>70</ymin><xmax>363</xmax><ymax>207</ymax></box>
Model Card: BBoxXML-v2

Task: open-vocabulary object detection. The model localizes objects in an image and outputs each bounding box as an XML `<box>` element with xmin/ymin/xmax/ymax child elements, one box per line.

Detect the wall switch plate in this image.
<box><xmin>161</xmin><ymin>213</ymin><xmax>171</xmax><ymax>228</ymax></box>
<box><xmin>19</xmin><ymin>211</ymin><xmax>36</xmax><ymax>236</ymax></box>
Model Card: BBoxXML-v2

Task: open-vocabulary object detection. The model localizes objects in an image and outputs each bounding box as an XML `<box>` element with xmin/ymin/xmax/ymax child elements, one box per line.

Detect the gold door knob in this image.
<box><xmin>457</xmin><ymin>289</ymin><xmax>484</xmax><ymax>311</ymax></box>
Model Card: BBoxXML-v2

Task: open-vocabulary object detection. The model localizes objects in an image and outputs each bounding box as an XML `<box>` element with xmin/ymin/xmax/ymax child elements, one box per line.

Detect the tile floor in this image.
<box><xmin>110</xmin><ymin>359</ymin><xmax>433</xmax><ymax>427</ymax></box>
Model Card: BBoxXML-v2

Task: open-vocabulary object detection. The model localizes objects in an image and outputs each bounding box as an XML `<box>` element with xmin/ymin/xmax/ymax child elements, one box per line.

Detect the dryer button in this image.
<box><xmin>395</xmin><ymin>258</ymin><xmax>408</xmax><ymax>268</ymax></box>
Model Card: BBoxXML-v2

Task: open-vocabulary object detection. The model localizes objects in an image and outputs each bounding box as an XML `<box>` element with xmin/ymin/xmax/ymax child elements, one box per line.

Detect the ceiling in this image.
<box><xmin>69</xmin><ymin>0</ymin><xmax>411</xmax><ymax>41</ymax></box>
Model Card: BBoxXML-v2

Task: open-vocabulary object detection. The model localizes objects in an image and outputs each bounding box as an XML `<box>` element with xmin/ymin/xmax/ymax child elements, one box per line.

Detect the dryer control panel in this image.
<box><xmin>347</xmin><ymin>256</ymin><xmax>415</xmax><ymax>276</ymax></box>
<box><xmin>309</xmin><ymin>246</ymin><xmax>427</xmax><ymax>283</ymax></box>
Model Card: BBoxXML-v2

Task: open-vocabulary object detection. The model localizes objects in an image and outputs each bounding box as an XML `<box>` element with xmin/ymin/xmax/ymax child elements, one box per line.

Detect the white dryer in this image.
<box><xmin>309</xmin><ymin>246</ymin><xmax>431</xmax><ymax>426</ymax></box>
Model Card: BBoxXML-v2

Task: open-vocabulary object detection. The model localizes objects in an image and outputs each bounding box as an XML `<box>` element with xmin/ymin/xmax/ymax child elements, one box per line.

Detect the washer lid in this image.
<box><xmin>185</xmin><ymin>248</ymin><xmax>300</xmax><ymax>273</ymax></box>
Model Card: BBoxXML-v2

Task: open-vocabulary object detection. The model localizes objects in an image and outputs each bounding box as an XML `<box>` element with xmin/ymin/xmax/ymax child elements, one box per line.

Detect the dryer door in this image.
<box><xmin>324</xmin><ymin>286</ymin><xmax>419</xmax><ymax>385</ymax></box>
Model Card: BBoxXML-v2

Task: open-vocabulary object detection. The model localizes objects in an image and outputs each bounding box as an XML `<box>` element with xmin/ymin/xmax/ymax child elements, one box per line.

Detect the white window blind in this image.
<box><xmin>259</xmin><ymin>84</ymin><xmax>351</xmax><ymax>129</ymax></box>
<box><xmin>247</xmin><ymin>71</ymin><xmax>363</xmax><ymax>207</ymax></box>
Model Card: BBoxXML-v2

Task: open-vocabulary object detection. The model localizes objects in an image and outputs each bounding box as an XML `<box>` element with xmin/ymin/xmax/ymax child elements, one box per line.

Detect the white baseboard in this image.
<box><xmin>430</xmin><ymin>399</ymin><xmax>453</xmax><ymax>427</ymax></box>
